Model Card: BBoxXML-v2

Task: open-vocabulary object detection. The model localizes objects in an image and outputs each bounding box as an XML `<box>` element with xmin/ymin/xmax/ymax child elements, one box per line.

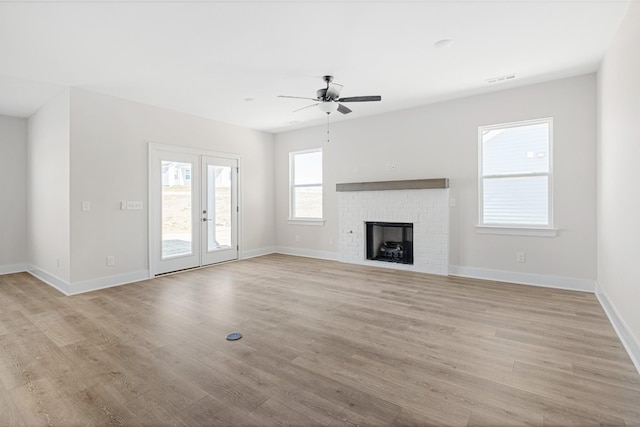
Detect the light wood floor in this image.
<box><xmin>1</xmin><ymin>254</ymin><xmax>639</xmax><ymax>426</ymax></box>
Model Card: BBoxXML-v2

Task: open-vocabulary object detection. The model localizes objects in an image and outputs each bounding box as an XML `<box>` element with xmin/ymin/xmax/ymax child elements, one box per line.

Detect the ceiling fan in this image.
<box><xmin>278</xmin><ymin>75</ymin><xmax>382</xmax><ymax>115</ymax></box>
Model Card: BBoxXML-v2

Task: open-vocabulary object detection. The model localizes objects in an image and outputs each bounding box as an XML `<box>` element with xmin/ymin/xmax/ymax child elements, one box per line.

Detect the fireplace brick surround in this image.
<box><xmin>337</xmin><ymin>179</ymin><xmax>450</xmax><ymax>275</ymax></box>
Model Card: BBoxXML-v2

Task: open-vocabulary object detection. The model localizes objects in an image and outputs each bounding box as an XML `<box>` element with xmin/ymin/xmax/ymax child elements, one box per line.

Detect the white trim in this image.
<box><xmin>275</xmin><ymin>246</ymin><xmax>339</xmax><ymax>261</ymax></box>
<box><xmin>27</xmin><ymin>266</ymin><xmax>150</xmax><ymax>296</ymax></box>
<box><xmin>287</xmin><ymin>219</ymin><xmax>325</xmax><ymax>226</ymax></box>
<box><xmin>476</xmin><ymin>225</ymin><xmax>558</xmax><ymax>237</ymax></box>
<box><xmin>596</xmin><ymin>283</ymin><xmax>640</xmax><ymax>375</ymax></box>
<box><xmin>27</xmin><ymin>266</ymin><xmax>71</xmax><ymax>295</ymax></box>
<box><xmin>68</xmin><ymin>270</ymin><xmax>150</xmax><ymax>295</ymax></box>
<box><xmin>0</xmin><ymin>263</ymin><xmax>29</xmax><ymax>275</ymax></box>
<box><xmin>241</xmin><ymin>246</ymin><xmax>276</xmax><ymax>259</ymax></box>
<box><xmin>148</xmin><ymin>142</ymin><xmax>241</xmax><ymax>160</ymax></box>
<box><xmin>449</xmin><ymin>265</ymin><xmax>595</xmax><ymax>292</ymax></box>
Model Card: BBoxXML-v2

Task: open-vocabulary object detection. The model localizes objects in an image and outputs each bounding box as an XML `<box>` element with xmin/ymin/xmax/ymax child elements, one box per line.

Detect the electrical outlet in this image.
<box><xmin>516</xmin><ymin>252</ymin><xmax>526</xmax><ymax>263</ymax></box>
<box><xmin>81</xmin><ymin>201</ymin><xmax>91</xmax><ymax>211</ymax></box>
<box><xmin>106</xmin><ymin>256</ymin><xmax>115</xmax><ymax>267</ymax></box>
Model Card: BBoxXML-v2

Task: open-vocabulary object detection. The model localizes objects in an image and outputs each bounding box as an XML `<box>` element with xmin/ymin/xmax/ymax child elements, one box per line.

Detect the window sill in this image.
<box><xmin>476</xmin><ymin>225</ymin><xmax>557</xmax><ymax>237</ymax></box>
<box><xmin>288</xmin><ymin>219</ymin><xmax>325</xmax><ymax>226</ymax></box>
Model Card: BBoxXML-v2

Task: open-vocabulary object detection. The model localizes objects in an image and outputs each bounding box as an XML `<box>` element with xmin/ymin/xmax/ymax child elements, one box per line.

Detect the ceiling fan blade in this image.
<box><xmin>293</xmin><ymin>103</ymin><xmax>319</xmax><ymax>113</ymax></box>
<box><xmin>326</xmin><ymin>83</ymin><xmax>343</xmax><ymax>101</ymax></box>
<box><xmin>278</xmin><ymin>95</ymin><xmax>318</xmax><ymax>101</ymax></box>
<box><xmin>338</xmin><ymin>95</ymin><xmax>382</xmax><ymax>103</ymax></box>
<box><xmin>337</xmin><ymin>103</ymin><xmax>352</xmax><ymax>114</ymax></box>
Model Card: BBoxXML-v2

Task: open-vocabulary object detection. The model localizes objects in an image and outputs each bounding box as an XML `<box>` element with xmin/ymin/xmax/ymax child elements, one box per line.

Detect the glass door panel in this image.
<box><xmin>207</xmin><ymin>165</ymin><xmax>232</xmax><ymax>251</ymax></box>
<box><xmin>202</xmin><ymin>156</ymin><xmax>238</xmax><ymax>265</ymax></box>
<box><xmin>162</xmin><ymin>160</ymin><xmax>193</xmax><ymax>258</ymax></box>
<box><xmin>150</xmin><ymin>150</ymin><xmax>200</xmax><ymax>276</ymax></box>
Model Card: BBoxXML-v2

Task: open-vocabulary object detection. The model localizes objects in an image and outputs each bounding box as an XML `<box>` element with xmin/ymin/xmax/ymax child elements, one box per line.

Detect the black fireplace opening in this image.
<box><xmin>365</xmin><ymin>222</ymin><xmax>414</xmax><ymax>265</ymax></box>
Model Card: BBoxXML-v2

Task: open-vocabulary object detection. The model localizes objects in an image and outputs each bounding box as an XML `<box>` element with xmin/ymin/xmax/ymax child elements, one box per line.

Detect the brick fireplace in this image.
<box><xmin>337</xmin><ymin>179</ymin><xmax>449</xmax><ymax>275</ymax></box>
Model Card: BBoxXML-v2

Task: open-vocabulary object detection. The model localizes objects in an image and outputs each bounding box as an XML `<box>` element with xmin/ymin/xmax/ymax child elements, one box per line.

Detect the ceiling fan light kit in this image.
<box><xmin>317</xmin><ymin>102</ymin><xmax>339</xmax><ymax>114</ymax></box>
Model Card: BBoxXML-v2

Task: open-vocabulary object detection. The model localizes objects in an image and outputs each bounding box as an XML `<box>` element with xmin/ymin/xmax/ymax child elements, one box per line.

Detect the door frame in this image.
<box><xmin>148</xmin><ymin>143</ymin><xmax>242</xmax><ymax>277</ymax></box>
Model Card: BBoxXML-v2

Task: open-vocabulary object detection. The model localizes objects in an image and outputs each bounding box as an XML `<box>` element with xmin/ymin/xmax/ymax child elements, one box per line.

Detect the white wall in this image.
<box><xmin>68</xmin><ymin>88</ymin><xmax>275</xmax><ymax>289</ymax></box>
<box><xmin>597</xmin><ymin>1</ymin><xmax>640</xmax><ymax>369</ymax></box>
<box><xmin>27</xmin><ymin>90</ymin><xmax>71</xmax><ymax>283</ymax></box>
<box><xmin>275</xmin><ymin>74</ymin><xmax>597</xmax><ymax>290</ymax></box>
<box><xmin>0</xmin><ymin>115</ymin><xmax>28</xmax><ymax>272</ymax></box>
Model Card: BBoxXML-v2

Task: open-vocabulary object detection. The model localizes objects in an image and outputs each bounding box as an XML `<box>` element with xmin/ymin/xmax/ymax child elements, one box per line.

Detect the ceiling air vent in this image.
<box><xmin>487</xmin><ymin>74</ymin><xmax>516</xmax><ymax>84</ymax></box>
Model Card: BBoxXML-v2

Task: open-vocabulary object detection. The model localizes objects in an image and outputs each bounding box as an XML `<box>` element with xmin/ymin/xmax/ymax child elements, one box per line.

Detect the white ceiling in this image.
<box><xmin>0</xmin><ymin>0</ymin><xmax>631</xmax><ymax>133</ymax></box>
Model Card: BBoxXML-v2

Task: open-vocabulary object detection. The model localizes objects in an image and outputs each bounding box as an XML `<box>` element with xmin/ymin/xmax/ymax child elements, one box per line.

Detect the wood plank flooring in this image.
<box><xmin>1</xmin><ymin>254</ymin><xmax>639</xmax><ymax>426</ymax></box>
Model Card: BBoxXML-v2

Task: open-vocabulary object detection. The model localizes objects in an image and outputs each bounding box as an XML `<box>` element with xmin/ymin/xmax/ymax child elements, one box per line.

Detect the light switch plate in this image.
<box><xmin>127</xmin><ymin>201</ymin><xmax>143</xmax><ymax>210</ymax></box>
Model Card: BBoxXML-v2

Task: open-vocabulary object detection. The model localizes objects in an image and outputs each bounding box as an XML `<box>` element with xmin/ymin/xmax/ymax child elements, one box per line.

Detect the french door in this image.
<box><xmin>149</xmin><ymin>146</ymin><xmax>239</xmax><ymax>276</ymax></box>
<box><xmin>201</xmin><ymin>156</ymin><xmax>238</xmax><ymax>265</ymax></box>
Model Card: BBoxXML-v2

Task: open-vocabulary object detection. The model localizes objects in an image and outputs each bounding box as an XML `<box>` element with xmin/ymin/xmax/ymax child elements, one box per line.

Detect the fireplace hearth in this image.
<box><xmin>366</xmin><ymin>222</ymin><xmax>413</xmax><ymax>265</ymax></box>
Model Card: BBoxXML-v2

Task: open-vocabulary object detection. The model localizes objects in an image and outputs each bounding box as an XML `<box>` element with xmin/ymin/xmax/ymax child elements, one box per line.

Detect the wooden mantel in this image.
<box><xmin>336</xmin><ymin>178</ymin><xmax>449</xmax><ymax>192</ymax></box>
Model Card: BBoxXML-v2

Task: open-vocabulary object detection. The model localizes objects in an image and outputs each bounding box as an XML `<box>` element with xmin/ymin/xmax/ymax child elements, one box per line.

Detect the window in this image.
<box><xmin>290</xmin><ymin>148</ymin><xmax>323</xmax><ymax>221</ymax></box>
<box><xmin>478</xmin><ymin>118</ymin><xmax>553</xmax><ymax>232</ymax></box>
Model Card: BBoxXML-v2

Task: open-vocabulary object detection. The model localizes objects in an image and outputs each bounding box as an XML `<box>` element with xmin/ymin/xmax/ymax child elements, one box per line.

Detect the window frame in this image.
<box><xmin>289</xmin><ymin>148</ymin><xmax>324</xmax><ymax>225</ymax></box>
<box><xmin>477</xmin><ymin>117</ymin><xmax>556</xmax><ymax>236</ymax></box>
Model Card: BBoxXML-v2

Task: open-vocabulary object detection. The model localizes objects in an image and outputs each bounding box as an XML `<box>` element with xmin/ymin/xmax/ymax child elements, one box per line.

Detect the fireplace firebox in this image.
<box><xmin>365</xmin><ymin>222</ymin><xmax>413</xmax><ymax>265</ymax></box>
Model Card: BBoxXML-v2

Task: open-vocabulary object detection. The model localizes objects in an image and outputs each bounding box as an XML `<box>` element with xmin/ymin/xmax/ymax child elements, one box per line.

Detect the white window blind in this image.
<box><xmin>479</xmin><ymin>119</ymin><xmax>552</xmax><ymax>227</ymax></box>
<box><xmin>290</xmin><ymin>149</ymin><xmax>323</xmax><ymax>220</ymax></box>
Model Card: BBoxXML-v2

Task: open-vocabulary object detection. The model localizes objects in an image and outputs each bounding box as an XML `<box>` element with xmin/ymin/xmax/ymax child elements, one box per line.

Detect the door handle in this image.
<box><xmin>202</xmin><ymin>218</ymin><xmax>212</xmax><ymax>222</ymax></box>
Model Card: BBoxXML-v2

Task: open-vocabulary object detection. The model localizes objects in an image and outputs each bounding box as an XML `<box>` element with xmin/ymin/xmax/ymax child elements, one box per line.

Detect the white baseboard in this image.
<box><xmin>242</xmin><ymin>246</ymin><xmax>276</xmax><ymax>260</ymax></box>
<box><xmin>68</xmin><ymin>270</ymin><xmax>150</xmax><ymax>295</ymax></box>
<box><xmin>0</xmin><ymin>263</ymin><xmax>29</xmax><ymax>275</ymax></box>
<box><xmin>275</xmin><ymin>246</ymin><xmax>340</xmax><ymax>261</ymax></box>
<box><xmin>28</xmin><ymin>266</ymin><xmax>71</xmax><ymax>295</ymax></box>
<box><xmin>596</xmin><ymin>283</ymin><xmax>640</xmax><ymax>375</ymax></box>
<box><xmin>28</xmin><ymin>267</ymin><xmax>149</xmax><ymax>296</ymax></box>
<box><xmin>448</xmin><ymin>265</ymin><xmax>595</xmax><ymax>293</ymax></box>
